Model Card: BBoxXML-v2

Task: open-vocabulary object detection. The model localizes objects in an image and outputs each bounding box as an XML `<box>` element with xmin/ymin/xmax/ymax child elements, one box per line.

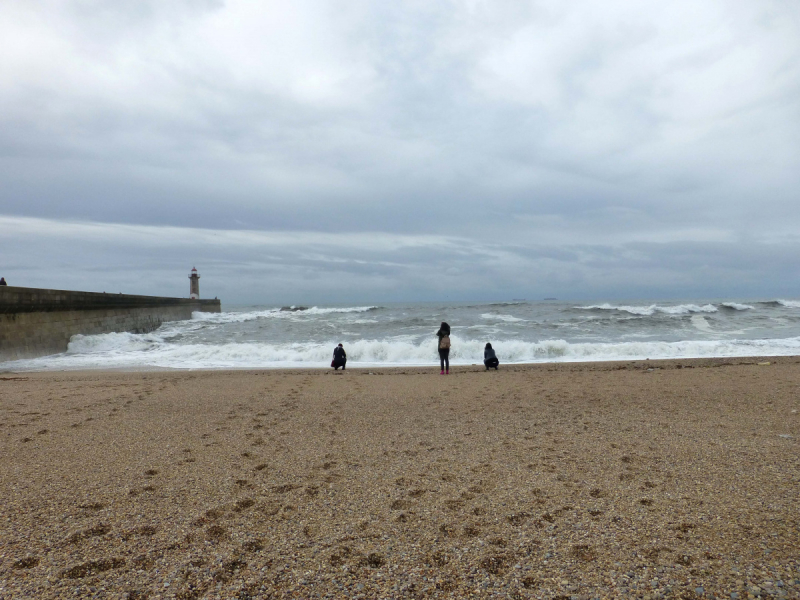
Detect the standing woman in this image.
<box><xmin>436</xmin><ymin>322</ymin><xmax>451</xmax><ymax>375</ymax></box>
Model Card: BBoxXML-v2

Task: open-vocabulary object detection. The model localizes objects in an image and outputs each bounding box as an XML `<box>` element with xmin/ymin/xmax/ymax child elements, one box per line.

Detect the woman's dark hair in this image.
<box><xmin>440</xmin><ymin>321</ymin><xmax>450</xmax><ymax>330</ymax></box>
<box><xmin>485</xmin><ymin>342</ymin><xmax>492</xmax><ymax>349</ymax></box>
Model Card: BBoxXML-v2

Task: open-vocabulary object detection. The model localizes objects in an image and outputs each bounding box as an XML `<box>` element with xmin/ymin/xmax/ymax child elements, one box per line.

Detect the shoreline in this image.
<box><xmin>3</xmin><ymin>353</ymin><xmax>800</xmax><ymax>376</ymax></box>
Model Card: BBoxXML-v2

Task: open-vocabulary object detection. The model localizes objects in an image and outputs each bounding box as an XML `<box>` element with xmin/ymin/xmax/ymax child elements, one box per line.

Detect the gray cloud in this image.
<box><xmin>1</xmin><ymin>1</ymin><xmax>799</xmax><ymax>301</ymax></box>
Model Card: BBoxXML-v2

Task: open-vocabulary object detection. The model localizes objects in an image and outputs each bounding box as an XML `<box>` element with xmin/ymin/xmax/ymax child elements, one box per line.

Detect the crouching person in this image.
<box><xmin>484</xmin><ymin>343</ymin><xmax>499</xmax><ymax>370</ymax></box>
<box><xmin>332</xmin><ymin>343</ymin><xmax>347</xmax><ymax>370</ymax></box>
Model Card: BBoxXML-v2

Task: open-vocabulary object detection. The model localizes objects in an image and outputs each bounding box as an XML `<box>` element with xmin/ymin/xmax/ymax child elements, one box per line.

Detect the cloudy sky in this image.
<box><xmin>1</xmin><ymin>1</ymin><xmax>799</xmax><ymax>304</ymax></box>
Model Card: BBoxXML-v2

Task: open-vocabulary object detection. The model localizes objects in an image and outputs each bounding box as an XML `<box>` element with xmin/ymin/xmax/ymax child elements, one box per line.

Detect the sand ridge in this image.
<box><xmin>1</xmin><ymin>358</ymin><xmax>799</xmax><ymax>599</ymax></box>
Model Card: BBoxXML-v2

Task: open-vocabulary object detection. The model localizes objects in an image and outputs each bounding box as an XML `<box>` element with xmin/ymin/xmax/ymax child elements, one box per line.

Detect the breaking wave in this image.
<box><xmin>577</xmin><ymin>303</ymin><xmax>718</xmax><ymax>316</ymax></box>
<box><xmin>720</xmin><ymin>302</ymin><xmax>754</xmax><ymax>310</ymax></box>
<box><xmin>756</xmin><ymin>300</ymin><xmax>800</xmax><ymax>308</ymax></box>
<box><xmin>7</xmin><ymin>332</ymin><xmax>800</xmax><ymax>371</ymax></box>
<box><xmin>777</xmin><ymin>299</ymin><xmax>800</xmax><ymax>308</ymax></box>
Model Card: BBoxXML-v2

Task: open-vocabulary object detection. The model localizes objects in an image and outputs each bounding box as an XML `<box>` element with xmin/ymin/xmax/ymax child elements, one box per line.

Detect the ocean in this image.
<box><xmin>4</xmin><ymin>298</ymin><xmax>800</xmax><ymax>371</ymax></box>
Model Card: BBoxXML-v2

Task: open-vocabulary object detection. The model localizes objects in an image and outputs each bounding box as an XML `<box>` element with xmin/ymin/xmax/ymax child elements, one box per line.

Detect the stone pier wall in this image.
<box><xmin>0</xmin><ymin>286</ymin><xmax>221</xmax><ymax>362</ymax></box>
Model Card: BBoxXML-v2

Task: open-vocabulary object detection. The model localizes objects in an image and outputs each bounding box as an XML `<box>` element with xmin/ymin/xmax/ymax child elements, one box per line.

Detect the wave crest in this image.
<box><xmin>720</xmin><ymin>302</ymin><xmax>754</xmax><ymax>310</ymax></box>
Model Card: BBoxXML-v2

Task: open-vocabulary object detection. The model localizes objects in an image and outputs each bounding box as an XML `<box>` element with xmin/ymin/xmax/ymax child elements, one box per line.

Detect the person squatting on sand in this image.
<box><xmin>484</xmin><ymin>342</ymin><xmax>500</xmax><ymax>370</ymax></box>
<box><xmin>437</xmin><ymin>322</ymin><xmax>451</xmax><ymax>374</ymax></box>
<box><xmin>331</xmin><ymin>343</ymin><xmax>347</xmax><ymax>370</ymax></box>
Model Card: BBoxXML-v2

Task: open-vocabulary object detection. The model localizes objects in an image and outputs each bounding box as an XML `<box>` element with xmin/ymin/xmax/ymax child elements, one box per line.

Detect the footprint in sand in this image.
<box><xmin>60</xmin><ymin>558</ymin><xmax>125</xmax><ymax>579</ymax></box>
<box><xmin>241</xmin><ymin>539</ymin><xmax>264</xmax><ymax>553</ymax></box>
<box><xmin>204</xmin><ymin>525</ymin><xmax>227</xmax><ymax>540</ymax></box>
<box><xmin>13</xmin><ymin>556</ymin><xmax>39</xmax><ymax>569</ymax></box>
<box><xmin>65</xmin><ymin>524</ymin><xmax>111</xmax><ymax>544</ymax></box>
<box><xmin>233</xmin><ymin>498</ymin><xmax>255</xmax><ymax>512</ymax></box>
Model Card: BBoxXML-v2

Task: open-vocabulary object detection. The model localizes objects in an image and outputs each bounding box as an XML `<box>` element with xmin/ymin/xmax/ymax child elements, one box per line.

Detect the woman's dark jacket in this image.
<box><xmin>333</xmin><ymin>346</ymin><xmax>346</xmax><ymax>364</ymax></box>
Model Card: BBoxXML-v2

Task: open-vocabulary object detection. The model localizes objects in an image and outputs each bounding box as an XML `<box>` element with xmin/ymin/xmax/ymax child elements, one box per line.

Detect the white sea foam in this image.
<box><xmin>191</xmin><ymin>309</ymin><xmax>284</xmax><ymax>324</ymax></box>
<box><xmin>6</xmin><ymin>332</ymin><xmax>800</xmax><ymax>371</ymax></box>
<box><xmin>303</xmin><ymin>306</ymin><xmax>378</xmax><ymax>315</ymax></box>
<box><xmin>190</xmin><ymin>306</ymin><xmax>379</xmax><ymax>325</ymax></box>
<box><xmin>579</xmin><ymin>303</ymin><xmax>718</xmax><ymax>316</ymax></box>
<box><xmin>658</xmin><ymin>304</ymin><xmax>718</xmax><ymax>314</ymax></box>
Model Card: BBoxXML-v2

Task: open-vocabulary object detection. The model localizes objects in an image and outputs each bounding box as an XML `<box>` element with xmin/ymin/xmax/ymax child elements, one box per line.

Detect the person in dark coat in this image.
<box><xmin>332</xmin><ymin>343</ymin><xmax>347</xmax><ymax>370</ymax></box>
<box><xmin>484</xmin><ymin>342</ymin><xmax>499</xmax><ymax>370</ymax></box>
<box><xmin>0</xmin><ymin>277</ymin><xmax>6</xmax><ymax>286</ymax></box>
<box><xmin>436</xmin><ymin>322</ymin><xmax>451</xmax><ymax>375</ymax></box>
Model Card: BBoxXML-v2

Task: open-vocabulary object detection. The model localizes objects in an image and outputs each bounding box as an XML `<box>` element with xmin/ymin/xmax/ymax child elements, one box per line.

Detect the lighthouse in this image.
<box><xmin>189</xmin><ymin>267</ymin><xmax>200</xmax><ymax>299</ymax></box>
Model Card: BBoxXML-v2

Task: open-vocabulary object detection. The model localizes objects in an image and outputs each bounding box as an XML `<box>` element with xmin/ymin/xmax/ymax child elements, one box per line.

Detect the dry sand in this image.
<box><xmin>1</xmin><ymin>358</ymin><xmax>799</xmax><ymax>599</ymax></box>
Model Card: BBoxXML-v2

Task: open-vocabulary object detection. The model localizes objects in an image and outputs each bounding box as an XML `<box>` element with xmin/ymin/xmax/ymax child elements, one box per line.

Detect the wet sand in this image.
<box><xmin>1</xmin><ymin>358</ymin><xmax>799</xmax><ymax>599</ymax></box>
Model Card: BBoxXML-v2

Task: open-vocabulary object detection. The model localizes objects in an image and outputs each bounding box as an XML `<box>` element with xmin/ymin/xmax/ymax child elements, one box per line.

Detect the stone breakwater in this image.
<box><xmin>0</xmin><ymin>286</ymin><xmax>220</xmax><ymax>361</ymax></box>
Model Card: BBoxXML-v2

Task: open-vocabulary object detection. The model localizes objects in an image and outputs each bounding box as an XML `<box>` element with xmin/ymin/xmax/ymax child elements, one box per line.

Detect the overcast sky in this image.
<box><xmin>1</xmin><ymin>1</ymin><xmax>799</xmax><ymax>304</ymax></box>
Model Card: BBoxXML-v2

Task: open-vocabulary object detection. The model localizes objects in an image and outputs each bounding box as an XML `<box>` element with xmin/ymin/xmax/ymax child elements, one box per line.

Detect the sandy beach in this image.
<box><xmin>1</xmin><ymin>358</ymin><xmax>799</xmax><ymax>599</ymax></box>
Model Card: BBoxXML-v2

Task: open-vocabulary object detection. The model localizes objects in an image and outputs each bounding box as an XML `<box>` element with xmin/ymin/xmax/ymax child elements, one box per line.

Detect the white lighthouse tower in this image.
<box><xmin>189</xmin><ymin>267</ymin><xmax>200</xmax><ymax>299</ymax></box>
